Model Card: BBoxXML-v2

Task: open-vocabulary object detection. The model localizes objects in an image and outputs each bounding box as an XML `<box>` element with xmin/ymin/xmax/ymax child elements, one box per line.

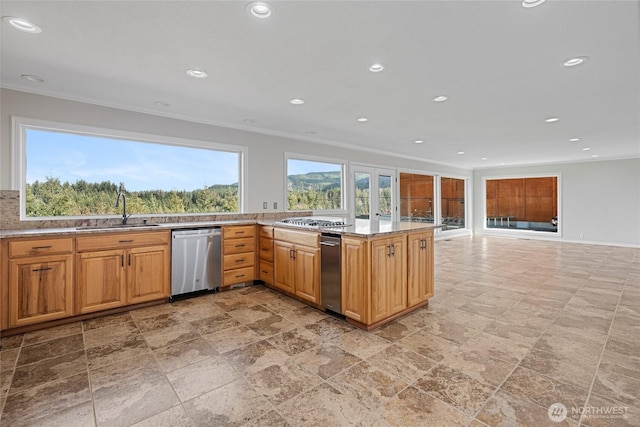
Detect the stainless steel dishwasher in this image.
<box><xmin>320</xmin><ymin>233</ymin><xmax>342</xmax><ymax>314</ymax></box>
<box><xmin>171</xmin><ymin>228</ymin><xmax>221</xmax><ymax>300</ymax></box>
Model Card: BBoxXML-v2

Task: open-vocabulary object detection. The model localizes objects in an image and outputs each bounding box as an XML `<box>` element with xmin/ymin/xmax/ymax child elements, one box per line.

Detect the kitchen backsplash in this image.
<box><xmin>0</xmin><ymin>190</ymin><xmax>308</xmax><ymax>230</ymax></box>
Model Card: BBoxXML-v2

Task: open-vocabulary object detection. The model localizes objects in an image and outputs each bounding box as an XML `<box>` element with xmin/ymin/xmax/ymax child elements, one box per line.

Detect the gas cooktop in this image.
<box><xmin>276</xmin><ymin>217</ymin><xmax>350</xmax><ymax>228</ymax></box>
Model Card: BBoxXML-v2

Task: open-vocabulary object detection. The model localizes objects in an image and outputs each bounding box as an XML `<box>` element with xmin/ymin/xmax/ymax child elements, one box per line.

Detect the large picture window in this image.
<box><xmin>14</xmin><ymin>118</ymin><xmax>245</xmax><ymax>218</ymax></box>
<box><xmin>485</xmin><ymin>176</ymin><xmax>558</xmax><ymax>233</ymax></box>
<box><xmin>286</xmin><ymin>156</ymin><xmax>344</xmax><ymax>211</ymax></box>
<box><xmin>441</xmin><ymin>177</ymin><xmax>466</xmax><ymax>229</ymax></box>
<box><xmin>400</xmin><ymin>172</ymin><xmax>434</xmax><ymax>223</ymax></box>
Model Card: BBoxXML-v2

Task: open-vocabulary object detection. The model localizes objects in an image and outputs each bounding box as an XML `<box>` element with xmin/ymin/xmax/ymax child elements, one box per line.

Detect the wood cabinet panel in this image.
<box><xmin>76</xmin><ymin>250</ymin><xmax>126</xmax><ymax>314</ymax></box>
<box><xmin>223</xmin><ymin>266</ymin><xmax>255</xmax><ymax>287</ymax></box>
<box><xmin>9</xmin><ymin>238</ymin><xmax>73</xmax><ymax>258</ymax></box>
<box><xmin>223</xmin><ymin>225</ymin><xmax>255</xmax><ymax>239</ymax></box>
<box><xmin>224</xmin><ymin>252</ymin><xmax>254</xmax><ymax>270</ymax></box>
<box><xmin>259</xmin><ymin>238</ymin><xmax>274</xmax><ymax>262</ymax></box>
<box><xmin>9</xmin><ymin>254</ymin><xmax>74</xmax><ymax>326</ymax></box>
<box><xmin>274</xmin><ymin>228</ymin><xmax>318</xmax><ymax>247</ymax></box>
<box><xmin>293</xmin><ymin>245</ymin><xmax>320</xmax><ymax>304</ymax></box>
<box><xmin>259</xmin><ymin>226</ymin><xmax>274</xmax><ymax>239</ymax></box>
<box><xmin>127</xmin><ymin>246</ymin><xmax>169</xmax><ymax>304</ymax></box>
<box><xmin>407</xmin><ymin>232</ymin><xmax>434</xmax><ymax>307</ymax></box>
<box><xmin>223</xmin><ymin>237</ymin><xmax>255</xmax><ymax>256</ymax></box>
<box><xmin>341</xmin><ymin>237</ymin><xmax>369</xmax><ymax>323</ymax></box>
<box><xmin>259</xmin><ymin>261</ymin><xmax>273</xmax><ymax>284</ymax></box>
<box><xmin>76</xmin><ymin>231</ymin><xmax>168</xmax><ymax>252</ymax></box>
<box><xmin>273</xmin><ymin>241</ymin><xmax>295</xmax><ymax>293</ymax></box>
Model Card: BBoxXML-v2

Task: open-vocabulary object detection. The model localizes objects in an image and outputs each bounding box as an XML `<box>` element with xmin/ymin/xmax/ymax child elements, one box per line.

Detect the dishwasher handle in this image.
<box><xmin>173</xmin><ymin>231</ymin><xmax>220</xmax><ymax>239</ymax></box>
<box><xmin>320</xmin><ymin>241</ymin><xmax>340</xmax><ymax>247</ymax></box>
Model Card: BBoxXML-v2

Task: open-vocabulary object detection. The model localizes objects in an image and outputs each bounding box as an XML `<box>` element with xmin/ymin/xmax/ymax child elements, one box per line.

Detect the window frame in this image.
<box><xmin>11</xmin><ymin>116</ymin><xmax>248</xmax><ymax>220</ymax></box>
<box><xmin>438</xmin><ymin>174</ymin><xmax>471</xmax><ymax>234</ymax></box>
<box><xmin>481</xmin><ymin>173</ymin><xmax>562</xmax><ymax>237</ymax></box>
<box><xmin>284</xmin><ymin>152</ymin><xmax>347</xmax><ymax>214</ymax></box>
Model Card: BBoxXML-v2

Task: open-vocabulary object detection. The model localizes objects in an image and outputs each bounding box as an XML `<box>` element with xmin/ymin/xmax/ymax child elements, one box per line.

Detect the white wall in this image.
<box><xmin>473</xmin><ymin>159</ymin><xmax>640</xmax><ymax>247</ymax></box>
<box><xmin>0</xmin><ymin>89</ymin><xmax>470</xmax><ymax>213</ymax></box>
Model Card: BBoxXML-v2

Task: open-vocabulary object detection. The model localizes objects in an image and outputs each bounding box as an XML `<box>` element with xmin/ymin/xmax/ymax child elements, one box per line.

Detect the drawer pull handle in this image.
<box><xmin>119</xmin><ymin>240</ymin><xmax>134</xmax><ymax>243</ymax></box>
<box><xmin>262</xmin><ymin>270</ymin><xmax>268</xmax><ymax>274</ymax></box>
<box><xmin>235</xmin><ymin>259</ymin><xmax>245</xmax><ymax>263</ymax></box>
<box><xmin>235</xmin><ymin>244</ymin><xmax>245</xmax><ymax>248</ymax></box>
<box><xmin>32</xmin><ymin>245</ymin><xmax>53</xmax><ymax>250</ymax></box>
<box><xmin>32</xmin><ymin>267</ymin><xmax>53</xmax><ymax>272</ymax></box>
<box><xmin>235</xmin><ymin>231</ymin><xmax>245</xmax><ymax>234</ymax></box>
<box><xmin>235</xmin><ymin>274</ymin><xmax>245</xmax><ymax>278</ymax></box>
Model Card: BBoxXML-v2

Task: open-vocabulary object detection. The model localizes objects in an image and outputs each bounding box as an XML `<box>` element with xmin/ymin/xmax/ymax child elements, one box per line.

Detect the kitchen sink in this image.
<box><xmin>76</xmin><ymin>224</ymin><xmax>161</xmax><ymax>230</ymax></box>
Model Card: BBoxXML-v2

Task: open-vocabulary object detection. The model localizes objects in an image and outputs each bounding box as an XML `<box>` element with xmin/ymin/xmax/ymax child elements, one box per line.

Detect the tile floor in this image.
<box><xmin>0</xmin><ymin>236</ymin><xmax>638</xmax><ymax>427</ymax></box>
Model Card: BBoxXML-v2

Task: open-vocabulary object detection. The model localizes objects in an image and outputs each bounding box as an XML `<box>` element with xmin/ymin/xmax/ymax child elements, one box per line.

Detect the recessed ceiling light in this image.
<box><xmin>305</xmin><ymin>131</ymin><xmax>316</xmax><ymax>135</ymax></box>
<box><xmin>545</xmin><ymin>117</ymin><xmax>560</xmax><ymax>123</ymax></box>
<box><xmin>154</xmin><ymin>101</ymin><xmax>170</xmax><ymax>107</ymax></box>
<box><xmin>186</xmin><ymin>69</ymin><xmax>208</xmax><ymax>78</ymax></box>
<box><xmin>481</xmin><ymin>157</ymin><xmax>488</xmax><ymax>160</ymax></box>
<box><xmin>2</xmin><ymin>16</ymin><xmax>41</xmax><ymax>33</ymax></box>
<box><xmin>569</xmin><ymin>138</ymin><xmax>580</xmax><ymax>142</ymax></box>
<box><xmin>457</xmin><ymin>151</ymin><xmax>465</xmax><ymax>155</ymax></box>
<box><xmin>500</xmin><ymin>162</ymin><xmax>506</xmax><ymax>165</ymax></box>
<box><xmin>522</xmin><ymin>0</ymin><xmax>546</xmax><ymax>8</ymax></box>
<box><xmin>357</xmin><ymin>117</ymin><xmax>368</xmax><ymax>123</ymax></box>
<box><xmin>582</xmin><ymin>147</ymin><xmax>591</xmax><ymax>151</ymax></box>
<box><xmin>433</xmin><ymin>95</ymin><xmax>448</xmax><ymax>102</ymax></box>
<box><xmin>563</xmin><ymin>56</ymin><xmax>589</xmax><ymax>67</ymax></box>
<box><xmin>246</xmin><ymin>2</ymin><xmax>274</xmax><ymax>19</ymax></box>
<box><xmin>591</xmin><ymin>154</ymin><xmax>599</xmax><ymax>158</ymax></box>
<box><xmin>21</xmin><ymin>74</ymin><xmax>45</xmax><ymax>83</ymax></box>
<box><xmin>414</xmin><ymin>139</ymin><xmax>424</xmax><ymax>144</ymax></box>
<box><xmin>369</xmin><ymin>63</ymin><xmax>385</xmax><ymax>73</ymax></box>
<box><xmin>243</xmin><ymin>119</ymin><xmax>255</xmax><ymax>124</ymax></box>
<box><xmin>289</xmin><ymin>98</ymin><xmax>305</xmax><ymax>105</ymax></box>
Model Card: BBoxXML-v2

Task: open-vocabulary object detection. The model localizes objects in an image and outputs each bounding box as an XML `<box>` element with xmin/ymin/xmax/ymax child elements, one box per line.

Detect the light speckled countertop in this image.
<box><xmin>0</xmin><ymin>218</ymin><xmax>440</xmax><ymax>239</ymax></box>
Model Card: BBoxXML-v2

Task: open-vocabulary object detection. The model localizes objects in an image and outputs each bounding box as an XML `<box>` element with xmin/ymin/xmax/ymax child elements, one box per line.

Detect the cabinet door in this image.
<box><xmin>407</xmin><ymin>232</ymin><xmax>434</xmax><ymax>307</ymax></box>
<box><xmin>76</xmin><ymin>250</ymin><xmax>126</xmax><ymax>314</ymax></box>
<box><xmin>387</xmin><ymin>235</ymin><xmax>407</xmax><ymax>316</ymax></box>
<box><xmin>273</xmin><ymin>241</ymin><xmax>295</xmax><ymax>293</ymax></box>
<box><xmin>9</xmin><ymin>255</ymin><xmax>73</xmax><ymax>326</ymax></box>
<box><xmin>370</xmin><ymin>239</ymin><xmax>391</xmax><ymax>323</ymax></box>
<box><xmin>342</xmin><ymin>237</ymin><xmax>369</xmax><ymax>323</ymax></box>
<box><xmin>293</xmin><ymin>245</ymin><xmax>320</xmax><ymax>304</ymax></box>
<box><xmin>128</xmin><ymin>245</ymin><xmax>169</xmax><ymax>304</ymax></box>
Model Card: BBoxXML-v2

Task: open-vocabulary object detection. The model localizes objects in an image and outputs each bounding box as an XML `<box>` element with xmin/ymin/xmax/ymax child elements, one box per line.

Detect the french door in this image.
<box><xmin>350</xmin><ymin>165</ymin><xmax>397</xmax><ymax>221</ymax></box>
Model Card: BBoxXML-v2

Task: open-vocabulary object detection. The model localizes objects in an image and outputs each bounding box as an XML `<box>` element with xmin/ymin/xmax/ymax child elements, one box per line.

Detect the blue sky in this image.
<box><xmin>26</xmin><ymin>129</ymin><xmax>240</xmax><ymax>192</ymax></box>
<box><xmin>287</xmin><ymin>159</ymin><xmax>341</xmax><ymax>176</ymax></box>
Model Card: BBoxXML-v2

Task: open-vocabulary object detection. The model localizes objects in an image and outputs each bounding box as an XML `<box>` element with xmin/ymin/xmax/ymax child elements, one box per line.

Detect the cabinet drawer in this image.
<box><xmin>259</xmin><ymin>261</ymin><xmax>273</xmax><ymax>284</ymax></box>
<box><xmin>224</xmin><ymin>253</ymin><xmax>254</xmax><ymax>270</ymax></box>
<box><xmin>9</xmin><ymin>238</ymin><xmax>73</xmax><ymax>258</ymax></box>
<box><xmin>223</xmin><ymin>225</ymin><xmax>255</xmax><ymax>239</ymax></box>
<box><xmin>274</xmin><ymin>228</ymin><xmax>318</xmax><ymax>248</ymax></box>
<box><xmin>76</xmin><ymin>231</ymin><xmax>170</xmax><ymax>252</ymax></box>
<box><xmin>223</xmin><ymin>266</ymin><xmax>254</xmax><ymax>286</ymax></box>
<box><xmin>259</xmin><ymin>238</ymin><xmax>274</xmax><ymax>261</ymax></box>
<box><xmin>223</xmin><ymin>237</ymin><xmax>255</xmax><ymax>255</ymax></box>
<box><xmin>259</xmin><ymin>226</ymin><xmax>274</xmax><ymax>239</ymax></box>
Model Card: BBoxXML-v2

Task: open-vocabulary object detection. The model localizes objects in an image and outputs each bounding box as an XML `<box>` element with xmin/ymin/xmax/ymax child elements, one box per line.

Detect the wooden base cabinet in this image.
<box><xmin>341</xmin><ymin>236</ymin><xmax>369</xmax><ymax>323</ymax></box>
<box><xmin>76</xmin><ymin>231</ymin><xmax>170</xmax><ymax>314</ymax></box>
<box><xmin>371</xmin><ymin>235</ymin><xmax>407</xmax><ymax>323</ymax></box>
<box><xmin>6</xmin><ymin>237</ymin><xmax>74</xmax><ymax>327</ymax></box>
<box><xmin>407</xmin><ymin>231</ymin><xmax>434</xmax><ymax>307</ymax></box>
<box><xmin>258</xmin><ymin>226</ymin><xmax>274</xmax><ymax>285</ymax></box>
<box><xmin>273</xmin><ymin>229</ymin><xmax>320</xmax><ymax>304</ymax></box>
<box><xmin>222</xmin><ymin>225</ymin><xmax>256</xmax><ymax>287</ymax></box>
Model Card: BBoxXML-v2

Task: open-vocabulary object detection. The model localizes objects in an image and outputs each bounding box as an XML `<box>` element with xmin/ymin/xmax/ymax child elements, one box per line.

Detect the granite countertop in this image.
<box><xmin>0</xmin><ymin>218</ymin><xmax>441</xmax><ymax>239</ymax></box>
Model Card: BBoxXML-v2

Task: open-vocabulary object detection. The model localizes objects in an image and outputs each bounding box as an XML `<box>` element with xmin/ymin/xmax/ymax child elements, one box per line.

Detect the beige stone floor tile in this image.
<box><xmin>152</xmin><ymin>337</ymin><xmax>218</xmax><ymax>373</ymax></box>
<box><xmin>22</xmin><ymin>322</ymin><xmax>83</xmax><ymax>346</ymax></box>
<box><xmin>90</xmin><ymin>353</ymin><xmax>162</xmax><ymax>399</ymax></box>
<box><xmin>202</xmin><ymin>325</ymin><xmax>262</xmax><ymax>354</ymax></box>
<box><xmin>366</xmin><ymin>343</ymin><xmax>436</xmax><ymax>384</ymax></box>
<box><xmin>83</xmin><ymin>311</ymin><xmax>133</xmax><ymax>331</ymax></box>
<box><xmin>591</xmin><ymin>369</ymin><xmax>640</xmax><ymax>407</ymax></box>
<box><xmin>86</xmin><ymin>334</ymin><xmax>151</xmax><ymax>371</ymax></box>
<box><xmin>166</xmin><ymin>356</ymin><xmax>239</xmax><ymax>402</ymax></box>
<box><xmin>476</xmin><ymin>389</ymin><xmax>578</xmax><ymax>426</ymax></box>
<box><xmin>414</xmin><ymin>364</ymin><xmax>495</xmax><ymax>416</ymax></box>
<box><xmin>18</xmin><ymin>333</ymin><xmax>84</xmax><ymax>366</ymax></box>
<box><xmin>329</xmin><ymin>328</ymin><xmax>391</xmax><ymax>359</ymax></box>
<box><xmin>142</xmin><ymin>323</ymin><xmax>200</xmax><ymax>350</ymax></box>
<box><xmin>293</xmin><ymin>342</ymin><xmax>362</xmax><ymax>380</ymax></box>
<box><xmin>246</xmin><ymin>358</ymin><xmax>322</xmax><ymax>405</ymax></box>
<box><xmin>247</xmin><ymin>314</ymin><xmax>297</xmax><ymax>337</ymax></box>
<box><xmin>500</xmin><ymin>366</ymin><xmax>589</xmax><ymax>421</ymax></box>
<box><xmin>280</xmin><ymin>305</ymin><xmax>329</xmax><ymax>326</ymax></box>
<box><xmin>2</xmin><ymin>372</ymin><xmax>91</xmax><ymax>426</ymax></box>
<box><xmin>0</xmin><ymin>347</ymin><xmax>19</xmax><ymax>373</ymax></box>
<box><xmin>461</xmin><ymin>331</ymin><xmax>530</xmax><ymax>364</ymax></box>
<box><xmin>171</xmin><ymin>299</ymin><xmax>226</xmax><ymax>322</ymax></box>
<box><xmin>303</xmin><ymin>316</ymin><xmax>355</xmax><ymax>340</ymax></box>
<box><xmin>128</xmin><ymin>303</ymin><xmax>177</xmax><ymax>321</ymax></box>
<box><xmin>223</xmin><ymin>339</ymin><xmax>289</xmax><ymax>374</ymax></box>
<box><xmin>397</xmin><ymin>329</ymin><xmax>460</xmax><ymax>362</ymax></box>
<box><xmin>380</xmin><ymin>386</ymin><xmax>471</xmax><ymax>426</ymax></box>
<box><xmin>83</xmin><ymin>321</ymin><xmax>141</xmax><ymax>348</ymax></box>
<box><xmin>227</xmin><ymin>304</ymin><xmax>275</xmax><ymax>324</ymax></box>
<box><xmin>440</xmin><ymin>345</ymin><xmax>516</xmax><ymax>387</ymax></box>
<box><xmin>93</xmin><ymin>374</ymin><xmax>179</xmax><ymax>427</ymax></box>
<box><xmin>182</xmin><ymin>378</ymin><xmax>272</xmax><ymax>426</ymax></box>
<box><xmin>519</xmin><ymin>347</ymin><xmax>599</xmax><ymax>389</ymax></box>
<box><xmin>581</xmin><ymin>393</ymin><xmax>640</xmax><ymax>427</ymax></box>
<box><xmin>266</xmin><ymin>326</ymin><xmax>324</xmax><ymax>356</ymax></box>
<box><xmin>278</xmin><ymin>382</ymin><xmax>372</xmax><ymax>426</ymax></box>
<box><xmin>242</xmin><ymin>409</ymin><xmax>292</xmax><ymax>427</ymax></box>
<box><xmin>212</xmin><ymin>294</ymin><xmax>261</xmax><ymax>312</ymax></box>
<box><xmin>599</xmin><ymin>336</ymin><xmax>640</xmax><ymax>379</ymax></box>
<box><xmin>131</xmin><ymin>405</ymin><xmax>194</xmax><ymax>427</ymax></box>
<box><xmin>189</xmin><ymin>312</ymin><xmax>242</xmax><ymax>335</ymax></box>
<box><xmin>23</xmin><ymin>400</ymin><xmax>96</xmax><ymax>427</ymax></box>
<box><xmin>372</xmin><ymin>318</ymin><xmax>421</xmax><ymax>342</ymax></box>
<box><xmin>0</xmin><ymin>334</ymin><xmax>24</xmax><ymax>350</ymax></box>
<box><xmin>328</xmin><ymin>360</ymin><xmax>408</xmax><ymax>411</ymax></box>
<box><xmin>10</xmin><ymin>350</ymin><xmax>87</xmax><ymax>395</ymax></box>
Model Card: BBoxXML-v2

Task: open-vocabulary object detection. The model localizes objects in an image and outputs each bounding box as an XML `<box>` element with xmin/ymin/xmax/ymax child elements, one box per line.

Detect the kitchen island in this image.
<box><xmin>264</xmin><ymin>218</ymin><xmax>438</xmax><ymax>330</ymax></box>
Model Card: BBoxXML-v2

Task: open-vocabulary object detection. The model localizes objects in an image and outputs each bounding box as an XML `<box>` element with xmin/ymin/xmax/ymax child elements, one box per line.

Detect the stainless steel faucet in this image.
<box><xmin>115</xmin><ymin>190</ymin><xmax>130</xmax><ymax>225</ymax></box>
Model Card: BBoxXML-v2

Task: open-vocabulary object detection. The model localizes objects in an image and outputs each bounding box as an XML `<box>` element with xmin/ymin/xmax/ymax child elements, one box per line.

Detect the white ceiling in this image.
<box><xmin>1</xmin><ymin>0</ymin><xmax>639</xmax><ymax>169</ymax></box>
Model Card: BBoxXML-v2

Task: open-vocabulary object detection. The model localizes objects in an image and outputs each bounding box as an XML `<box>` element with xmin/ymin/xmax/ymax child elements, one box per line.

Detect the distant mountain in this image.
<box><xmin>287</xmin><ymin>171</ymin><xmax>341</xmax><ymax>191</ymax></box>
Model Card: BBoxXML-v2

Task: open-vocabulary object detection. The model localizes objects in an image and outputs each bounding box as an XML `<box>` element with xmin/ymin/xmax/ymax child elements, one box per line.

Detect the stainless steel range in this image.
<box><xmin>276</xmin><ymin>216</ymin><xmax>349</xmax><ymax>228</ymax></box>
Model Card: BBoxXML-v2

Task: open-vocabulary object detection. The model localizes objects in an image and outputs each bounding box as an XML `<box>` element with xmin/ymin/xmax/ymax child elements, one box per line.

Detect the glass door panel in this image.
<box><xmin>377</xmin><ymin>173</ymin><xmax>393</xmax><ymax>220</ymax></box>
<box><xmin>354</xmin><ymin>172</ymin><xmax>371</xmax><ymax>219</ymax></box>
<box><xmin>350</xmin><ymin>166</ymin><xmax>396</xmax><ymax>221</ymax></box>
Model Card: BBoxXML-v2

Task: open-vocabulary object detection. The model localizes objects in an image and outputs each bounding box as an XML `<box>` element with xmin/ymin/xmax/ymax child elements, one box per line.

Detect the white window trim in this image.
<box><xmin>11</xmin><ymin>115</ymin><xmax>248</xmax><ymax>220</ymax></box>
<box><xmin>480</xmin><ymin>173</ymin><xmax>562</xmax><ymax>238</ymax></box>
<box><xmin>284</xmin><ymin>152</ymin><xmax>347</xmax><ymax>214</ymax></box>
<box><xmin>438</xmin><ymin>174</ymin><xmax>472</xmax><ymax>236</ymax></box>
